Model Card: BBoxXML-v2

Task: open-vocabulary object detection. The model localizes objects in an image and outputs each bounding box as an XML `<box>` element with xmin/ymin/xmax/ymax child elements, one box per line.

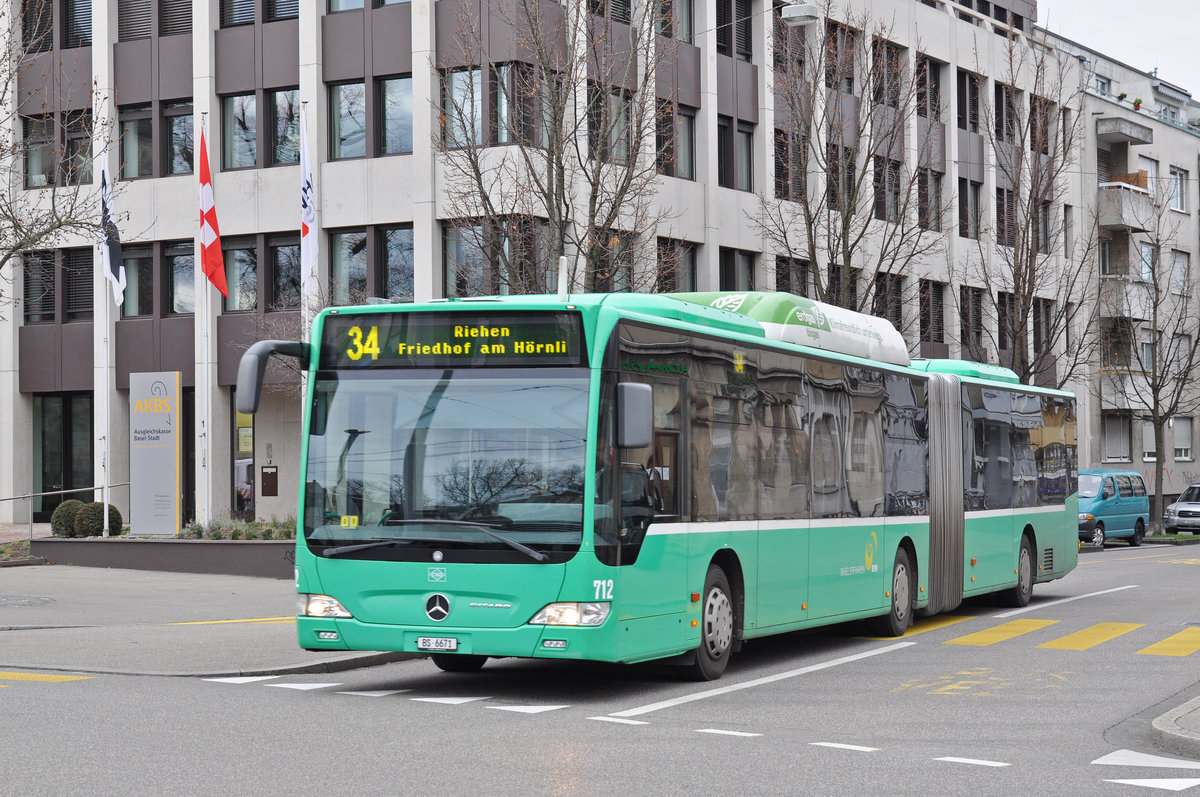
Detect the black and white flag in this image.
<box><xmin>100</xmin><ymin>163</ymin><xmax>125</xmax><ymax>307</ymax></box>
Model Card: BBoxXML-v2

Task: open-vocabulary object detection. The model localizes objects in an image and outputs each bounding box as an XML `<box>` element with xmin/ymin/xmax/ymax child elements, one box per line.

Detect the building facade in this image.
<box><xmin>1</xmin><ymin>0</ymin><xmax>1197</xmax><ymax>529</ymax></box>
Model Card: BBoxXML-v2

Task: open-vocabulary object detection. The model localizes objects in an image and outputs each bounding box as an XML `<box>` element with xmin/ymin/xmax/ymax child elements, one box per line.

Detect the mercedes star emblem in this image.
<box><xmin>426</xmin><ymin>593</ymin><xmax>450</xmax><ymax>622</ymax></box>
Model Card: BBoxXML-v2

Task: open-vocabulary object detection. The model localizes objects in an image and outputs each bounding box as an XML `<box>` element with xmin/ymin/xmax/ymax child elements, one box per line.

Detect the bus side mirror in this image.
<box><xmin>236</xmin><ymin>340</ymin><xmax>310</xmax><ymax>414</ymax></box>
<box><xmin>617</xmin><ymin>382</ymin><xmax>653</xmax><ymax>449</ymax></box>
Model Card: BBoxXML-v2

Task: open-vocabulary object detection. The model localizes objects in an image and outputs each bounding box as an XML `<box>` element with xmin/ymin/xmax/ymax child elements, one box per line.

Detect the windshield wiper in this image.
<box><xmin>320</xmin><ymin>521</ymin><xmax>550</xmax><ymax>563</ymax></box>
<box><xmin>320</xmin><ymin>536</ymin><xmax>466</xmax><ymax>557</ymax></box>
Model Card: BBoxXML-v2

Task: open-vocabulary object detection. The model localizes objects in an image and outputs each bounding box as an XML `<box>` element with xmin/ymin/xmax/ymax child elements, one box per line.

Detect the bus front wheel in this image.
<box><xmin>873</xmin><ymin>548</ymin><xmax>913</xmax><ymax>637</ymax></box>
<box><xmin>1003</xmin><ymin>537</ymin><xmax>1035</xmax><ymax>608</ymax></box>
<box><xmin>689</xmin><ymin>564</ymin><xmax>734</xmax><ymax>681</ymax></box>
<box><xmin>430</xmin><ymin>653</ymin><xmax>488</xmax><ymax>673</ymax></box>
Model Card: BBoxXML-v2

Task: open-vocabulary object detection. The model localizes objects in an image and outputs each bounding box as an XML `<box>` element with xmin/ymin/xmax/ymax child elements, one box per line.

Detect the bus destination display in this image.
<box><xmin>319</xmin><ymin>311</ymin><xmax>585</xmax><ymax>368</ymax></box>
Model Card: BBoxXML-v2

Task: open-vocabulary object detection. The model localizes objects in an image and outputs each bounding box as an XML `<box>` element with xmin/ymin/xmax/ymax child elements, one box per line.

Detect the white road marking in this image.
<box><xmin>609</xmin><ymin>642</ymin><xmax>914</xmax><ymax>718</ymax></box>
<box><xmin>487</xmin><ymin>705</ymin><xmax>569</xmax><ymax>714</ymax></box>
<box><xmin>267</xmin><ymin>682</ymin><xmax>343</xmax><ymax>691</ymax></box>
<box><xmin>1102</xmin><ymin>779</ymin><xmax>1200</xmax><ymax>792</ymax></box>
<box><xmin>336</xmin><ymin>690</ymin><xmax>412</xmax><ymax>697</ymax></box>
<box><xmin>934</xmin><ymin>757</ymin><xmax>1011</xmax><ymax>767</ymax></box>
<box><xmin>697</xmin><ymin>729</ymin><xmax>762</xmax><ymax>737</ymax></box>
<box><xmin>994</xmin><ymin>585</ymin><xmax>1138</xmax><ymax>618</ymax></box>
<box><xmin>810</xmin><ymin>742</ymin><xmax>880</xmax><ymax>752</ymax></box>
<box><xmin>588</xmin><ymin>717</ymin><xmax>649</xmax><ymax>725</ymax></box>
<box><xmin>410</xmin><ymin>696</ymin><xmax>491</xmax><ymax>705</ymax></box>
<box><xmin>1093</xmin><ymin>750</ymin><xmax>1200</xmax><ymax>769</ymax></box>
<box><xmin>202</xmin><ymin>676</ymin><xmax>280</xmax><ymax>683</ymax></box>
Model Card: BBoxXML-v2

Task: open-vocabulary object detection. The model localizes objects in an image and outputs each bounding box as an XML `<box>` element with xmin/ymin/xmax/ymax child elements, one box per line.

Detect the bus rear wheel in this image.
<box><xmin>430</xmin><ymin>653</ymin><xmax>488</xmax><ymax>673</ymax></box>
<box><xmin>1003</xmin><ymin>537</ymin><xmax>1034</xmax><ymax>608</ymax></box>
<box><xmin>873</xmin><ymin>548</ymin><xmax>912</xmax><ymax>637</ymax></box>
<box><xmin>689</xmin><ymin>564</ymin><xmax>734</xmax><ymax>681</ymax></box>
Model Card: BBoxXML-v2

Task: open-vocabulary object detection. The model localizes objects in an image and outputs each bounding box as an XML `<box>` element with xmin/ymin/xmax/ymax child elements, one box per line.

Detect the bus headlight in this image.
<box><xmin>299</xmin><ymin>594</ymin><xmax>353</xmax><ymax>618</ymax></box>
<box><xmin>529</xmin><ymin>602</ymin><xmax>610</xmax><ymax>626</ymax></box>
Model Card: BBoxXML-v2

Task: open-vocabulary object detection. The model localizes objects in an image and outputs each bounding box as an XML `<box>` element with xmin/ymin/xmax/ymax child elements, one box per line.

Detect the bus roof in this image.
<box><xmin>910</xmin><ymin>358</ymin><xmax>1021</xmax><ymax>384</ymax></box>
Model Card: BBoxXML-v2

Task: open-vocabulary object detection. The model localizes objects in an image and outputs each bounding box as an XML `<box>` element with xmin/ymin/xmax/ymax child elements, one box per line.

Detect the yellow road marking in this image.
<box><xmin>1137</xmin><ymin>627</ymin><xmax>1200</xmax><ymax>657</ymax></box>
<box><xmin>944</xmin><ymin>619</ymin><xmax>1058</xmax><ymax>647</ymax></box>
<box><xmin>168</xmin><ymin>616</ymin><xmax>296</xmax><ymax>626</ymax></box>
<box><xmin>0</xmin><ymin>671</ymin><xmax>93</xmax><ymax>682</ymax></box>
<box><xmin>861</xmin><ymin>614</ymin><xmax>976</xmax><ymax>640</ymax></box>
<box><xmin>1079</xmin><ymin>552</ymin><xmax>1176</xmax><ymax>564</ymax></box>
<box><xmin>1037</xmin><ymin>622</ymin><xmax>1143</xmax><ymax>650</ymax></box>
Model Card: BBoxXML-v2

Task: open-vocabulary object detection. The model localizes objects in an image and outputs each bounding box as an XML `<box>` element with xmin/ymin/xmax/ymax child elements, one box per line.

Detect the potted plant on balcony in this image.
<box><xmin>1133</xmin><ymin>97</ymin><xmax>1142</xmax><ymax>110</ymax></box>
<box><xmin>1117</xmin><ymin>92</ymin><xmax>1127</xmax><ymax>102</ymax></box>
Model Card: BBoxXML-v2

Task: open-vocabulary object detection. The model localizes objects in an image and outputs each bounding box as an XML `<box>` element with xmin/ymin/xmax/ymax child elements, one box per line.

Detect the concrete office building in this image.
<box><xmin>1</xmin><ymin>0</ymin><xmax>1196</xmax><ymax>528</ymax></box>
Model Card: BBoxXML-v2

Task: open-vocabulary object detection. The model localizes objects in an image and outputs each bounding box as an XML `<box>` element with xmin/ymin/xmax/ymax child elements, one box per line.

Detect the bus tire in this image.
<box><xmin>689</xmin><ymin>564</ymin><xmax>735</xmax><ymax>681</ymax></box>
<box><xmin>1003</xmin><ymin>537</ymin><xmax>1034</xmax><ymax>608</ymax></box>
<box><xmin>873</xmin><ymin>548</ymin><xmax>913</xmax><ymax>637</ymax></box>
<box><xmin>430</xmin><ymin>653</ymin><xmax>488</xmax><ymax>673</ymax></box>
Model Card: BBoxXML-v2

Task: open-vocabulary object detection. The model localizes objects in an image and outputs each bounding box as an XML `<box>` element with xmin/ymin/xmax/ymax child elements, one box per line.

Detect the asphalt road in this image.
<box><xmin>2</xmin><ymin>546</ymin><xmax>1200</xmax><ymax>795</ymax></box>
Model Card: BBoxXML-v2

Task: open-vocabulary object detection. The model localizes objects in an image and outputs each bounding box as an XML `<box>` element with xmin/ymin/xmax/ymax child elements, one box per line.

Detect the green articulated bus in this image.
<box><xmin>237</xmin><ymin>291</ymin><xmax>1078</xmax><ymax>680</ymax></box>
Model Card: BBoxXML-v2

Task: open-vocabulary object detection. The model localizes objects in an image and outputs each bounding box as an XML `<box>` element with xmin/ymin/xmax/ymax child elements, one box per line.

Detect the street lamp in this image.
<box><xmin>780</xmin><ymin>3</ymin><xmax>819</xmax><ymax>27</ymax></box>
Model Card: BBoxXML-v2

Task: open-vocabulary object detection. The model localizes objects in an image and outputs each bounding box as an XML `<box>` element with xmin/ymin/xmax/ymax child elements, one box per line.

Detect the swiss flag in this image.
<box><xmin>198</xmin><ymin>126</ymin><xmax>228</xmax><ymax>298</ymax></box>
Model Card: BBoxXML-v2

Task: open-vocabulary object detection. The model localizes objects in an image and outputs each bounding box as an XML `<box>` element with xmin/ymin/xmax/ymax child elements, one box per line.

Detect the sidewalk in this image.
<box><xmin>0</xmin><ymin>564</ymin><xmax>410</xmax><ymax>677</ymax></box>
<box><xmin>0</xmin><ymin>522</ymin><xmax>52</xmax><ymax>545</ymax></box>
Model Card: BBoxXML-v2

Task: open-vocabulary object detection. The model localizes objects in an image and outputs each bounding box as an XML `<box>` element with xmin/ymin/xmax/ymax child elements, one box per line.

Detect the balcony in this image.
<box><xmin>1095</xmin><ymin>116</ymin><xmax>1153</xmax><ymax>146</ymax></box>
<box><xmin>1099</xmin><ymin>276</ymin><xmax>1154</xmax><ymax>323</ymax></box>
<box><xmin>1098</xmin><ymin>173</ymin><xmax>1153</xmax><ymax>233</ymax></box>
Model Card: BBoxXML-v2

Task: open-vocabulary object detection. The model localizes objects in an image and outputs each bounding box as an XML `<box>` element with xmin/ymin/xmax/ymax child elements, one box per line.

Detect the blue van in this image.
<box><xmin>1078</xmin><ymin>468</ymin><xmax>1150</xmax><ymax>547</ymax></box>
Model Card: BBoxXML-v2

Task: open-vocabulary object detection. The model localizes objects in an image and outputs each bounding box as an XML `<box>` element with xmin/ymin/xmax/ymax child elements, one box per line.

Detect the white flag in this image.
<box><xmin>100</xmin><ymin>163</ymin><xmax>125</xmax><ymax>307</ymax></box>
<box><xmin>299</xmin><ymin>104</ymin><xmax>318</xmax><ymax>309</ymax></box>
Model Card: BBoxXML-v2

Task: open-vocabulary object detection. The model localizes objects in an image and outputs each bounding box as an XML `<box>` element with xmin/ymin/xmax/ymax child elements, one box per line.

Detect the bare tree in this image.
<box><xmin>1</xmin><ymin>0</ymin><xmax>116</xmax><ymax>316</ymax></box>
<box><xmin>756</xmin><ymin>0</ymin><xmax>950</xmax><ymax>336</ymax></box>
<box><xmin>955</xmin><ymin>28</ymin><xmax>1098</xmax><ymax>388</ymax></box>
<box><xmin>436</xmin><ymin>0</ymin><xmax>678</xmax><ymax>295</ymax></box>
<box><xmin>1097</xmin><ymin>173</ymin><xmax>1200</xmax><ymax>527</ymax></box>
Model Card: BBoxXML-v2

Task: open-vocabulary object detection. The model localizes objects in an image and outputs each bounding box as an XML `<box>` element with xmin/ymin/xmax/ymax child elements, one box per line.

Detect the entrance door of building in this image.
<box><xmin>33</xmin><ymin>393</ymin><xmax>93</xmax><ymax>521</ymax></box>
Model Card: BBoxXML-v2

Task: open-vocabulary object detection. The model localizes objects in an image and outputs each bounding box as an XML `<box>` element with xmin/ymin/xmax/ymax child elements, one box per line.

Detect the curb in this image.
<box><xmin>1151</xmin><ymin>695</ymin><xmax>1200</xmax><ymax>760</ymax></box>
<box><xmin>0</xmin><ymin>557</ymin><xmax>47</xmax><ymax>568</ymax></box>
<box><xmin>0</xmin><ymin>651</ymin><xmax>421</xmax><ymax>679</ymax></box>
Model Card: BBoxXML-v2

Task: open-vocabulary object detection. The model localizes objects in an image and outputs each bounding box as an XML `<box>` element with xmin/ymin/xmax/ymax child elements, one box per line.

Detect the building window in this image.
<box><xmin>958</xmin><ymin>178</ymin><xmax>981</xmax><ymax>239</ymax></box>
<box><xmin>994</xmin><ymin>83</ymin><xmax>1017</xmax><ymax>142</ymax></box>
<box><xmin>269</xmin><ymin>89</ymin><xmax>300</xmax><ymax>165</ymax></box>
<box><xmin>1169</xmin><ymin>167</ymin><xmax>1188</xmax><ymax>212</ymax></box>
<box><xmin>1139</xmin><ymin>243</ymin><xmax>1157</xmax><ymax>282</ymax></box>
<box><xmin>828</xmin><ymin>265</ymin><xmax>859</xmax><ymax>308</ymax></box>
<box><xmin>444</xmin><ymin>222</ymin><xmax>486</xmax><ymax>297</ymax></box>
<box><xmin>1102</xmin><ymin>413</ymin><xmax>1131</xmax><ymax>461</ymax></box>
<box><xmin>63</xmin><ymin>111</ymin><xmax>92</xmax><ymax>185</ymax></box>
<box><xmin>161</xmin><ymin>0</ymin><xmax>192</xmax><ymax>35</ymax></box>
<box><xmin>220</xmin><ymin>0</ymin><xmax>254</xmax><ymax>26</ymax></box>
<box><xmin>381</xmin><ymin>76</ymin><xmax>413</xmax><ymax>155</ymax></box>
<box><xmin>1032</xmin><ymin>297</ymin><xmax>1053</xmax><ymax>355</ymax></box>
<box><xmin>960</xmin><ymin>285</ymin><xmax>984</xmax><ymax>354</ymax></box>
<box><xmin>223</xmin><ymin>94</ymin><xmax>257</xmax><ymax>169</ymax></box>
<box><xmin>443</xmin><ymin>68</ymin><xmax>482</xmax><ymax>148</ymax></box>
<box><xmin>382</xmin><ymin>226</ymin><xmax>414</xmax><ymax>300</ymax></box>
<box><xmin>1029</xmin><ymin>96</ymin><xmax>1052</xmax><ymax>155</ymax></box>
<box><xmin>223</xmin><ymin>245</ymin><xmax>257</xmax><ymax>311</ymax></box>
<box><xmin>873</xmin><ymin>157</ymin><xmax>901</xmax><ymax>222</ymax></box>
<box><xmin>63</xmin><ymin>0</ymin><xmax>91</xmax><ymax>46</ymax></box>
<box><xmin>919</xmin><ymin>279</ymin><xmax>945</xmax><ymax>343</ymax></box>
<box><xmin>121</xmin><ymin>249</ymin><xmax>154</xmax><ymax>317</ymax></box>
<box><xmin>120</xmin><ymin>105</ymin><xmax>153</xmax><ymax>179</ymax></box>
<box><xmin>119</xmin><ymin>0</ymin><xmax>151</xmax><ymax>40</ymax></box>
<box><xmin>1035</xmin><ymin>200</ymin><xmax>1051</xmax><ymax>254</ymax></box>
<box><xmin>735</xmin><ymin>123</ymin><xmax>753</xmax><ymax>191</ymax></box>
<box><xmin>719</xmin><ymin>248</ymin><xmax>754</xmax><ymax>291</ymax></box>
<box><xmin>872</xmin><ymin>272</ymin><xmax>903</xmax><ymax>327</ymax></box>
<box><xmin>956</xmin><ymin>70</ymin><xmax>980</xmax><ymax>133</ymax></box>
<box><xmin>872</xmin><ymin>39</ymin><xmax>902</xmax><ymax>108</ymax></box>
<box><xmin>774</xmin><ymin>129</ymin><xmax>807</xmax><ymax>202</ymax></box>
<box><xmin>1099</xmin><ymin>239</ymin><xmax>1115</xmax><ymax>275</ymax></box>
<box><xmin>776</xmin><ymin>257</ymin><xmax>809</xmax><ymax>296</ymax></box>
<box><xmin>23</xmin><ymin>0</ymin><xmax>53</xmax><ymax>53</ymax></box>
<box><xmin>1094</xmin><ymin>75</ymin><xmax>1110</xmax><ymax>95</ymax></box>
<box><xmin>656</xmin><ymin>0</ymin><xmax>692</xmax><ymax>42</ymax></box>
<box><xmin>164</xmin><ymin>102</ymin><xmax>194</xmax><ymax>175</ymax></box>
<box><xmin>593</xmin><ymin>232</ymin><xmax>633</xmax><ymax>293</ymax></box>
<box><xmin>588</xmin><ymin>0</ymin><xmax>631</xmax><ymax>23</ymax></box>
<box><xmin>916</xmin><ymin>55</ymin><xmax>941</xmax><ymax>118</ymax></box>
<box><xmin>995</xmin><ymin>186</ymin><xmax>1015</xmax><ymax>247</ymax></box>
<box><xmin>331</xmin><ymin>83</ymin><xmax>366</xmax><ymax>159</ymax></box>
<box><xmin>996</xmin><ymin>291</ymin><xmax>1015</xmax><ymax>352</ymax></box>
<box><xmin>918</xmin><ymin>168</ymin><xmax>941</xmax><ymax>231</ymax></box>
<box><xmin>588</xmin><ymin>83</ymin><xmax>631</xmax><ymax>165</ymax></box>
<box><xmin>167</xmin><ymin>242</ymin><xmax>195</xmax><ymax>314</ymax></box>
<box><xmin>269</xmin><ymin>239</ymin><xmax>300</xmax><ymax>309</ymax></box>
<box><xmin>656</xmin><ymin>238</ymin><xmax>696</xmax><ymax>292</ymax></box>
<box><xmin>23</xmin><ymin>116</ymin><xmax>54</xmax><ymax>189</ymax></box>
<box><xmin>63</xmin><ymin>248</ymin><xmax>92</xmax><ymax>321</ymax></box>
<box><xmin>825</xmin><ymin>22</ymin><xmax>856</xmax><ymax>94</ymax></box>
<box><xmin>23</xmin><ymin>251</ymin><xmax>55</xmax><ymax>324</ymax></box>
<box><xmin>330</xmin><ymin>0</ymin><xmax>363</xmax><ymax>10</ymax></box>
<box><xmin>267</xmin><ymin>0</ymin><xmax>299</xmax><ymax>21</ymax></box>
<box><xmin>715</xmin><ymin>0</ymin><xmax>749</xmax><ymax>59</ymax></box>
<box><xmin>717</xmin><ymin>116</ymin><xmax>732</xmax><ymax>188</ymax></box>
<box><xmin>1101</xmin><ymin>319</ymin><xmax>1132</xmax><ymax>368</ymax></box>
<box><xmin>1171</xmin><ymin>250</ymin><xmax>1190</xmax><ymax>295</ymax></box>
<box><xmin>827</xmin><ymin>144</ymin><xmax>855</xmax><ymax>211</ymax></box>
<box><xmin>330</xmin><ymin>229</ymin><xmax>367</xmax><ymax>305</ymax></box>
<box><xmin>1175</xmin><ymin>417</ymin><xmax>1193</xmax><ymax>460</ymax></box>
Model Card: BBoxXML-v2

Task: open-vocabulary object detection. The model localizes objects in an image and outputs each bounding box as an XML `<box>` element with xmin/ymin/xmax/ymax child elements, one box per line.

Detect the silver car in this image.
<box><xmin>1163</xmin><ymin>483</ymin><xmax>1200</xmax><ymax>534</ymax></box>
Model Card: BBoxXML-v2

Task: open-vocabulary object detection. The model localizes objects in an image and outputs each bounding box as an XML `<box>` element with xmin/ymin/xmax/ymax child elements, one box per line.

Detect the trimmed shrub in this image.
<box><xmin>51</xmin><ymin>500</ymin><xmax>86</xmax><ymax>538</ymax></box>
<box><xmin>73</xmin><ymin>502</ymin><xmax>124</xmax><ymax>537</ymax></box>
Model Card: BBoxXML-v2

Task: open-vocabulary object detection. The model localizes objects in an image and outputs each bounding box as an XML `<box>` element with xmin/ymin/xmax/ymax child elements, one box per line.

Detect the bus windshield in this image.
<box><xmin>303</xmin><ymin>369</ymin><xmax>589</xmax><ymax>561</ymax></box>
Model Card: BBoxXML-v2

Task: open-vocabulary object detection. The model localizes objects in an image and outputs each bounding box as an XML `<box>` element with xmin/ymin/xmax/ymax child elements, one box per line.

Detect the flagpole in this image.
<box><xmin>103</xmin><ymin>255</ymin><xmax>111</xmax><ymax>537</ymax></box>
<box><xmin>201</xmin><ymin>112</ymin><xmax>212</xmax><ymax>527</ymax></box>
